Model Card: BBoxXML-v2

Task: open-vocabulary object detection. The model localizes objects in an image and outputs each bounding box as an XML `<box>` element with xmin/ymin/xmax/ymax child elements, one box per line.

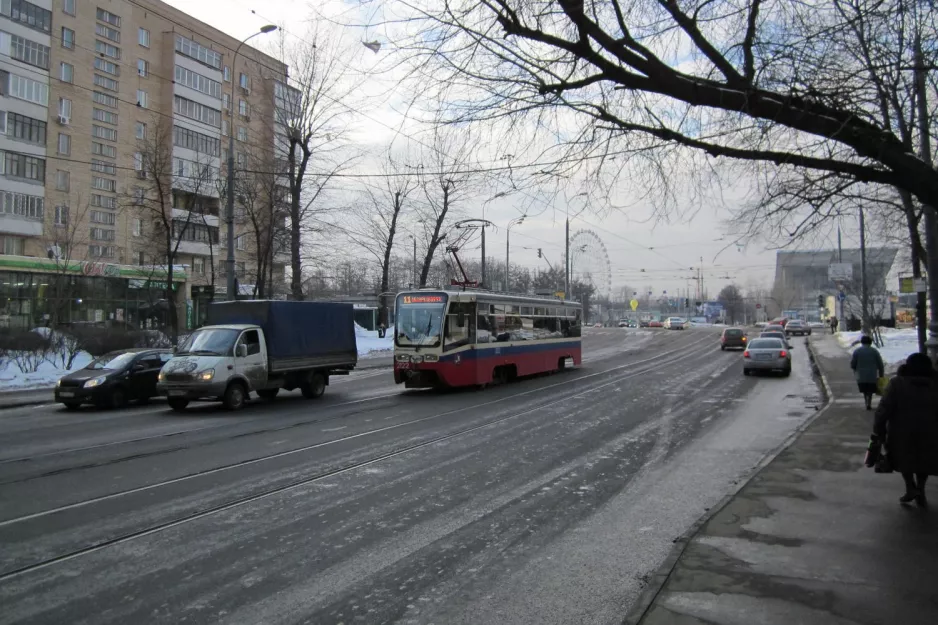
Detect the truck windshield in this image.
<box><xmin>176</xmin><ymin>328</ymin><xmax>239</xmax><ymax>356</ymax></box>
<box><xmin>396</xmin><ymin>293</ymin><xmax>447</xmax><ymax>348</ymax></box>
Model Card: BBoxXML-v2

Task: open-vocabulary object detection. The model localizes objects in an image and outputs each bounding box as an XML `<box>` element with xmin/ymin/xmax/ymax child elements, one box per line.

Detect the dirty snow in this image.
<box><xmin>835</xmin><ymin>328</ymin><xmax>921</xmax><ymax>368</ymax></box>
<box><xmin>0</xmin><ymin>351</ymin><xmax>94</xmax><ymax>391</ymax></box>
<box><xmin>355</xmin><ymin>323</ymin><xmax>393</xmax><ymax>359</ymax></box>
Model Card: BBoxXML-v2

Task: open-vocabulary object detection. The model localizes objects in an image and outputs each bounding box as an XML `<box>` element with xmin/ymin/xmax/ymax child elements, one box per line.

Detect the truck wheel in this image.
<box><xmin>301</xmin><ymin>373</ymin><xmax>326</xmax><ymax>399</ymax></box>
<box><xmin>168</xmin><ymin>398</ymin><xmax>189</xmax><ymax>412</ymax></box>
<box><xmin>257</xmin><ymin>389</ymin><xmax>279</xmax><ymax>400</ymax></box>
<box><xmin>223</xmin><ymin>382</ymin><xmax>247</xmax><ymax>410</ymax></box>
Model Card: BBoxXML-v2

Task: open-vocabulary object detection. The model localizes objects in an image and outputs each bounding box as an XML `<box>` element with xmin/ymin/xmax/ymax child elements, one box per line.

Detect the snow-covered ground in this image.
<box><xmin>835</xmin><ymin>328</ymin><xmax>921</xmax><ymax>368</ymax></box>
<box><xmin>1</xmin><ymin>326</ymin><xmax>395</xmax><ymax>393</ymax></box>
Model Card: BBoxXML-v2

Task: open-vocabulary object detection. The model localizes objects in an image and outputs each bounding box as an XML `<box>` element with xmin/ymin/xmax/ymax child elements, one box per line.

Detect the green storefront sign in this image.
<box><xmin>0</xmin><ymin>255</ymin><xmax>188</xmax><ymax>282</ymax></box>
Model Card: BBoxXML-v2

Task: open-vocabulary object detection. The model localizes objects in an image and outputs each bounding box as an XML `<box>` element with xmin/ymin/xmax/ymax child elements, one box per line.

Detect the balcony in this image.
<box><xmin>176</xmin><ymin>240</ymin><xmax>220</xmax><ymax>256</ymax></box>
<box><xmin>0</xmin><ymin>213</ymin><xmax>43</xmax><ymax>237</ymax></box>
<box><xmin>172</xmin><ymin>208</ymin><xmax>219</xmax><ymax>228</ymax></box>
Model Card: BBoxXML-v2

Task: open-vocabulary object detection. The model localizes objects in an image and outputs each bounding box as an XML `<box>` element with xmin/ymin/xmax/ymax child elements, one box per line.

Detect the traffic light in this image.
<box><xmin>817</xmin><ymin>294</ymin><xmax>825</xmax><ymax>308</ymax></box>
<box><xmin>537</xmin><ymin>248</ymin><xmax>542</xmax><ymax>258</ymax></box>
<box><xmin>684</xmin><ymin>298</ymin><xmax>689</xmax><ymax>307</ymax></box>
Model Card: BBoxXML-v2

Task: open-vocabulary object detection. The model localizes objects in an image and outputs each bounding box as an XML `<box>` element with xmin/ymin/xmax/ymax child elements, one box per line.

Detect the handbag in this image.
<box><xmin>875</xmin><ymin>376</ymin><xmax>889</xmax><ymax>396</ymax></box>
<box><xmin>865</xmin><ymin>434</ymin><xmax>894</xmax><ymax>473</ymax></box>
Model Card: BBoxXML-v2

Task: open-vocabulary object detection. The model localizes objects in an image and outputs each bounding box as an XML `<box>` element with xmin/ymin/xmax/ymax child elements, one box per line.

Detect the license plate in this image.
<box><xmin>168</xmin><ymin>390</ymin><xmax>187</xmax><ymax>397</ymax></box>
<box><xmin>756</xmin><ymin>354</ymin><xmax>774</xmax><ymax>361</ymax></box>
<box><xmin>59</xmin><ymin>391</ymin><xmax>74</xmax><ymax>397</ymax></box>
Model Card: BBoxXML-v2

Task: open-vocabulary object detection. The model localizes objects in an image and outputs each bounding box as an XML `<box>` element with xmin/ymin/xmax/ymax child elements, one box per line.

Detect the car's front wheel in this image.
<box><xmin>63</xmin><ymin>402</ymin><xmax>82</xmax><ymax>411</ymax></box>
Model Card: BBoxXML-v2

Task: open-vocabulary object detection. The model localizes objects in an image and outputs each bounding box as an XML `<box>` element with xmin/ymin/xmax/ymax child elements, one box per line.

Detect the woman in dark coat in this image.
<box><xmin>873</xmin><ymin>353</ymin><xmax>938</xmax><ymax>506</ymax></box>
<box><xmin>851</xmin><ymin>335</ymin><xmax>885</xmax><ymax>410</ymax></box>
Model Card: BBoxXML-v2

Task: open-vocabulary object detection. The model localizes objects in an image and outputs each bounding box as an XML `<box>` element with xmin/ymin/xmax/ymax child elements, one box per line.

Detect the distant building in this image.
<box><xmin>771</xmin><ymin>248</ymin><xmax>898</xmax><ymax>320</ymax></box>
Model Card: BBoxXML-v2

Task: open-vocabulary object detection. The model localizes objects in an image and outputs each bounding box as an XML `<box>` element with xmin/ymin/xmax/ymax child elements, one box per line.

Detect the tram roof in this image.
<box><xmin>400</xmin><ymin>289</ymin><xmax>581</xmax><ymax>307</ymax></box>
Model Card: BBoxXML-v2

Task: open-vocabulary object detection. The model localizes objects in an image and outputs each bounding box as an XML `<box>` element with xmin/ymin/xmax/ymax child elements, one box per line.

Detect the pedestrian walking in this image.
<box><xmin>874</xmin><ymin>353</ymin><xmax>938</xmax><ymax>506</ymax></box>
<box><xmin>830</xmin><ymin>316</ymin><xmax>838</xmax><ymax>334</ymax></box>
<box><xmin>378</xmin><ymin>322</ymin><xmax>386</xmax><ymax>339</ymax></box>
<box><xmin>850</xmin><ymin>335</ymin><xmax>884</xmax><ymax>410</ymax></box>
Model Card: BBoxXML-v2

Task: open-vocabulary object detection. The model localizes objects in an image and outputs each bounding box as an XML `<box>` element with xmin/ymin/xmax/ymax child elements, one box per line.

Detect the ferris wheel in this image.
<box><xmin>569</xmin><ymin>229</ymin><xmax>612</xmax><ymax>298</ymax></box>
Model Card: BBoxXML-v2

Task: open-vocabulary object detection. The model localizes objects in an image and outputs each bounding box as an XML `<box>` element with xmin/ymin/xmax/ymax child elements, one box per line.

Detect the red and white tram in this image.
<box><xmin>393</xmin><ymin>289</ymin><xmax>582</xmax><ymax>389</ymax></box>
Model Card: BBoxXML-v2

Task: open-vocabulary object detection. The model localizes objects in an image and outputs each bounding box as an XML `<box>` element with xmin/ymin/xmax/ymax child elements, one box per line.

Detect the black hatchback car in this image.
<box><xmin>55</xmin><ymin>348</ymin><xmax>173</xmax><ymax>410</ymax></box>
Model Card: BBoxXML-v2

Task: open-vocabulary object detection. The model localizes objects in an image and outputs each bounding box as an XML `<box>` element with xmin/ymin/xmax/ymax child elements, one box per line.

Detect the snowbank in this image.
<box><xmin>835</xmin><ymin>328</ymin><xmax>921</xmax><ymax>368</ymax></box>
<box><xmin>355</xmin><ymin>323</ymin><xmax>393</xmax><ymax>358</ymax></box>
<box><xmin>0</xmin><ymin>351</ymin><xmax>93</xmax><ymax>391</ymax></box>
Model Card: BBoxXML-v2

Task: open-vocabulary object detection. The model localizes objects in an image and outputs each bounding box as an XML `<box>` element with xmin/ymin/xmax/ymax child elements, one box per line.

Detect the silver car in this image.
<box><xmin>743</xmin><ymin>338</ymin><xmax>792</xmax><ymax>377</ymax></box>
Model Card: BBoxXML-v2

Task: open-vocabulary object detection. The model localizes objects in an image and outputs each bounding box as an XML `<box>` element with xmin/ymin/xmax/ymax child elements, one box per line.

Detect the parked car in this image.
<box><xmin>663</xmin><ymin>317</ymin><xmax>687</xmax><ymax>330</ymax></box>
<box><xmin>720</xmin><ymin>327</ymin><xmax>748</xmax><ymax>350</ymax></box>
<box><xmin>627</xmin><ymin>319</ymin><xmax>638</xmax><ymax>328</ymax></box>
<box><xmin>785</xmin><ymin>320</ymin><xmax>811</xmax><ymax>336</ymax></box>
<box><xmin>617</xmin><ymin>319</ymin><xmax>629</xmax><ymax>328</ymax></box>
<box><xmin>639</xmin><ymin>319</ymin><xmax>651</xmax><ymax>328</ymax></box>
<box><xmin>743</xmin><ymin>337</ymin><xmax>792</xmax><ymax>377</ymax></box>
<box><xmin>648</xmin><ymin>320</ymin><xmax>663</xmax><ymax>328</ymax></box>
<box><xmin>55</xmin><ymin>348</ymin><xmax>173</xmax><ymax>410</ymax></box>
<box><xmin>763</xmin><ymin>324</ymin><xmax>785</xmax><ymax>334</ymax></box>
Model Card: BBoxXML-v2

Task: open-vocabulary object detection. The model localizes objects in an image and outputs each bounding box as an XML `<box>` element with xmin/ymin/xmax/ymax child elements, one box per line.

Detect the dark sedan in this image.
<box><xmin>785</xmin><ymin>320</ymin><xmax>811</xmax><ymax>336</ymax></box>
<box><xmin>55</xmin><ymin>348</ymin><xmax>173</xmax><ymax>410</ymax></box>
<box><xmin>720</xmin><ymin>327</ymin><xmax>748</xmax><ymax>350</ymax></box>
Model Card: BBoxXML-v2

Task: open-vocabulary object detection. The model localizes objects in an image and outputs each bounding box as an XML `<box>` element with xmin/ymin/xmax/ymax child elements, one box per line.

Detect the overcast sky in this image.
<box><xmin>166</xmin><ymin>0</ymin><xmax>897</xmax><ymax>300</ymax></box>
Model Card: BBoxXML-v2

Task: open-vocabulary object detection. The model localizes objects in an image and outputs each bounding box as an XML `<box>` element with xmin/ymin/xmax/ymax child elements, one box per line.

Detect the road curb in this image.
<box><xmin>621</xmin><ymin>335</ymin><xmax>834</xmax><ymax>625</ymax></box>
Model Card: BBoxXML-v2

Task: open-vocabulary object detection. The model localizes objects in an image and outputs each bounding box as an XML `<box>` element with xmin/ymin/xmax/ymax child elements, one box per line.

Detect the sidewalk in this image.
<box><xmin>628</xmin><ymin>332</ymin><xmax>938</xmax><ymax>625</ymax></box>
<box><xmin>0</xmin><ymin>356</ymin><xmax>393</xmax><ymax>410</ymax></box>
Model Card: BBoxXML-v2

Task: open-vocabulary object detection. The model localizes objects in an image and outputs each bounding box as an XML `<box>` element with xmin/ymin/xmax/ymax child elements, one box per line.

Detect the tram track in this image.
<box><xmin>0</xmin><ymin>333</ymin><xmax>724</xmax><ymax>582</ymax></box>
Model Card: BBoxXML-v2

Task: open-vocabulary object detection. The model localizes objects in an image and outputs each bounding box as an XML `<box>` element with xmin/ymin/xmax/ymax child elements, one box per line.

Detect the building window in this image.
<box><xmin>133</xmin><ymin>217</ymin><xmax>142</xmax><ymax>236</ymax></box>
<box><xmin>135</xmin><ymin>121</ymin><xmax>146</xmax><ymax>140</ymax></box>
<box><xmin>1</xmin><ymin>151</ymin><xmax>46</xmax><ymax>182</ymax></box>
<box><xmin>93</xmin><ymin>73</ymin><xmax>119</xmax><ymax>92</ymax></box>
<box><xmin>2</xmin><ymin>235</ymin><xmax>26</xmax><ymax>255</ymax></box>
<box><xmin>90</xmin><ymin>159</ymin><xmax>116</xmax><ymax>175</ymax></box>
<box><xmin>238</xmin><ymin>99</ymin><xmax>248</xmax><ymax>116</ymax></box>
<box><xmin>239</xmin><ymin>73</ymin><xmax>249</xmax><ymax>89</ymax></box>
<box><xmin>88</xmin><ymin>245</ymin><xmax>116</xmax><ymax>258</ymax></box>
<box><xmin>137</xmin><ymin>59</ymin><xmax>148</xmax><ymax>77</ymax></box>
<box><xmin>3</xmin><ymin>0</ymin><xmax>52</xmax><ymax>32</ymax></box>
<box><xmin>59</xmin><ymin>62</ymin><xmax>74</xmax><ymax>83</ymax></box>
<box><xmin>90</xmin><ymin>210</ymin><xmax>116</xmax><ymax>225</ymax></box>
<box><xmin>61</xmin><ymin>27</ymin><xmax>75</xmax><ymax>49</ymax></box>
<box><xmin>93</xmin><ymin>57</ymin><xmax>120</xmax><ymax>76</ymax></box>
<box><xmin>91</xmin><ymin>124</ymin><xmax>117</xmax><ymax>142</ymax></box>
<box><xmin>6</xmin><ymin>72</ymin><xmax>49</xmax><ymax>105</ymax></box>
<box><xmin>236</xmin><ymin>235</ymin><xmax>246</xmax><ymax>251</ymax></box>
<box><xmin>221</xmin><ymin>120</ymin><xmax>228</xmax><ymax>136</ymax></box>
<box><xmin>133</xmin><ymin>151</ymin><xmax>144</xmax><ymax>174</ymax></box>
<box><xmin>175</xmin><ymin>34</ymin><xmax>222</xmax><ymax>69</ymax></box>
<box><xmin>223</xmin><ymin>65</ymin><xmax>230</xmax><ymax>82</ymax></box>
<box><xmin>222</xmin><ymin>93</ymin><xmax>231</xmax><ymax>111</ymax></box>
<box><xmin>92</xmin><ymin>108</ymin><xmax>118</xmax><ymax>125</ymax></box>
<box><xmin>173</xmin><ymin>125</ymin><xmax>220</xmax><ymax>156</ymax></box>
<box><xmin>91</xmin><ymin>176</ymin><xmax>116</xmax><ymax>192</ymax></box>
<box><xmin>173</xmin><ymin>95</ymin><xmax>221</xmax><ymax>127</ymax></box>
<box><xmin>1</xmin><ymin>190</ymin><xmax>44</xmax><ymax>220</ymax></box>
<box><xmin>95</xmin><ymin>7</ymin><xmax>120</xmax><ymax>27</ymax></box>
<box><xmin>63</xmin><ymin>0</ymin><xmax>75</xmax><ymax>16</ymax></box>
<box><xmin>92</xmin><ymin>91</ymin><xmax>117</xmax><ymax>108</ymax></box>
<box><xmin>91</xmin><ymin>194</ymin><xmax>117</xmax><ymax>209</ymax></box>
<box><xmin>136</xmin><ymin>89</ymin><xmax>148</xmax><ymax>108</ymax></box>
<box><xmin>90</xmin><ymin>227</ymin><xmax>116</xmax><ymax>242</ymax></box>
<box><xmin>237</xmin><ymin>126</ymin><xmax>247</xmax><ymax>142</ymax></box>
<box><xmin>95</xmin><ymin>23</ymin><xmax>120</xmax><ymax>43</ymax></box>
<box><xmin>194</xmin><ymin>256</ymin><xmax>205</xmax><ymax>274</ymax></box>
<box><xmin>132</xmin><ymin>186</ymin><xmax>144</xmax><ymax>205</ymax></box>
<box><xmin>138</xmin><ymin>27</ymin><xmax>150</xmax><ymax>47</ymax></box>
<box><xmin>57</xmin><ymin>97</ymin><xmax>71</xmax><ymax>119</ymax></box>
<box><xmin>6</xmin><ymin>112</ymin><xmax>46</xmax><ymax>145</ymax></box>
<box><xmin>54</xmin><ymin>205</ymin><xmax>68</xmax><ymax>227</ymax></box>
<box><xmin>175</xmin><ymin>65</ymin><xmax>222</xmax><ymax>99</ymax></box>
<box><xmin>56</xmin><ymin>132</ymin><xmax>70</xmax><ymax>155</ymax></box>
<box><xmin>137</xmin><ymin>251</ymin><xmax>146</xmax><ymax>265</ymax></box>
<box><xmin>10</xmin><ymin>34</ymin><xmax>51</xmax><ymax>69</ymax></box>
<box><xmin>55</xmin><ymin>169</ymin><xmax>69</xmax><ymax>191</ymax></box>
<box><xmin>91</xmin><ymin>141</ymin><xmax>116</xmax><ymax>158</ymax></box>
<box><xmin>94</xmin><ymin>39</ymin><xmax>120</xmax><ymax>60</ymax></box>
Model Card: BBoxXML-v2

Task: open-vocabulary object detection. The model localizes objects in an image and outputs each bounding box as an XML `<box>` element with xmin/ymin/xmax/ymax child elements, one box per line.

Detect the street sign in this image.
<box><xmin>828</xmin><ymin>263</ymin><xmax>853</xmax><ymax>281</ymax></box>
<box><xmin>899</xmin><ymin>277</ymin><xmax>927</xmax><ymax>293</ymax></box>
<box><xmin>837</xmin><ymin>291</ymin><xmax>847</xmax><ymax>302</ymax></box>
<box><xmin>630</xmin><ymin>299</ymin><xmax>639</xmax><ymax>311</ymax></box>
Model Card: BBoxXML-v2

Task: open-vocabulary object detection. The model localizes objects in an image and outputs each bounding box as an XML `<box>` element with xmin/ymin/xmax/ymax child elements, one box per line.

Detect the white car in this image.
<box><xmin>663</xmin><ymin>317</ymin><xmax>686</xmax><ymax>330</ymax></box>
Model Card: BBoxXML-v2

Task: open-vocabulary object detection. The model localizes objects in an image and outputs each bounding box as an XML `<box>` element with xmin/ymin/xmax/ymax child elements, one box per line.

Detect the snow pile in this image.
<box><xmin>0</xmin><ymin>351</ymin><xmax>93</xmax><ymax>391</ymax></box>
<box><xmin>355</xmin><ymin>323</ymin><xmax>393</xmax><ymax>358</ymax></box>
<box><xmin>836</xmin><ymin>328</ymin><xmax>921</xmax><ymax>367</ymax></box>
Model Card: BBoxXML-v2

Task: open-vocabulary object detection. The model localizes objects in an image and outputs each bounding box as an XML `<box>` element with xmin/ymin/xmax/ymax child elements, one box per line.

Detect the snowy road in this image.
<box><xmin>0</xmin><ymin>328</ymin><xmax>823</xmax><ymax>625</ymax></box>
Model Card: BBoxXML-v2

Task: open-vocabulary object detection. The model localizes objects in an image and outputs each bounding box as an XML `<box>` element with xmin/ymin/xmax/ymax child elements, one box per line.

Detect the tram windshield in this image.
<box><xmin>395</xmin><ymin>293</ymin><xmax>447</xmax><ymax>348</ymax></box>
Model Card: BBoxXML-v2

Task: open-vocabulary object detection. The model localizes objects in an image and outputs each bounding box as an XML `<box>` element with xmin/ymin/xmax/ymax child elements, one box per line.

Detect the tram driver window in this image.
<box><xmin>445</xmin><ymin>302</ymin><xmax>475</xmax><ymax>350</ymax></box>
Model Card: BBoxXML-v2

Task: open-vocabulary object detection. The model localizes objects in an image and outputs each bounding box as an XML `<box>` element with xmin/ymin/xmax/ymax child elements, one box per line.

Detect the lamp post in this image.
<box><xmin>226</xmin><ymin>25</ymin><xmax>277</xmax><ymax>301</ymax></box>
<box><xmin>505</xmin><ymin>215</ymin><xmax>524</xmax><ymax>292</ymax></box>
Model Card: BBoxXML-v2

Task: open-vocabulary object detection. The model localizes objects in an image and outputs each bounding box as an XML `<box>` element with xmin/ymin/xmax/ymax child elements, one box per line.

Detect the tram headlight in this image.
<box><xmin>423</xmin><ymin>354</ymin><xmax>438</xmax><ymax>362</ymax></box>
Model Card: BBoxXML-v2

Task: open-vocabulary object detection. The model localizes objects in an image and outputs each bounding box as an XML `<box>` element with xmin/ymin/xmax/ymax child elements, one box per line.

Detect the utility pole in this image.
<box><xmin>915</xmin><ymin>33</ymin><xmax>938</xmax><ymax>363</ymax></box>
<box><xmin>837</xmin><ymin>225</ymin><xmax>843</xmax><ymax>322</ymax></box>
<box><xmin>481</xmin><ymin>226</ymin><xmax>486</xmax><ymax>288</ymax></box>
<box><xmin>411</xmin><ymin>235</ymin><xmax>417</xmax><ymax>288</ymax></box>
<box><xmin>565</xmin><ymin>216</ymin><xmax>570</xmax><ymax>296</ymax></box>
<box><xmin>506</xmin><ymin>216</ymin><xmax>524</xmax><ymax>293</ymax></box>
<box><xmin>859</xmin><ymin>207</ymin><xmax>871</xmax><ymax>334</ymax></box>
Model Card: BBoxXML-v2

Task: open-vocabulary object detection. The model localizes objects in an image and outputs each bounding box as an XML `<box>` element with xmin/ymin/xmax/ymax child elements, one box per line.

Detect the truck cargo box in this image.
<box><xmin>206</xmin><ymin>300</ymin><xmax>357</xmax><ymax>371</ymax></box>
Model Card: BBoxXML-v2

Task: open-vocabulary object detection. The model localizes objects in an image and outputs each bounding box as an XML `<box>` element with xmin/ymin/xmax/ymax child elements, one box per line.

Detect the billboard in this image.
<box><xmin>828</xmin><ymin>263</ymin><xmax>853</xmax><ymax>282</ymax></box>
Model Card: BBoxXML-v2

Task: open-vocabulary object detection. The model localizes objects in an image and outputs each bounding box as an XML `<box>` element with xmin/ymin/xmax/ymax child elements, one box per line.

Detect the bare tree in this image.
<box><xmin>41</xmin><ymin>193</ymin><xmax>94</xmax><ymax>327</ymax></box>
<box><xmin>344</xmin><ymin>154</ymin><xmax>417</xmax><ymax>328</ymax></box>
<box><xmin>266</xmin><ymin>26</ymin><xmax>361</xmax><ymax>300</ymax></box>
<box><xmin>415</xmin><ymin>1</ymin><xmax>936</xmax><ymax>201</ymax></box>
<box><xmin>127</xmin><ymin>118</ymin><xmax>220</xmax><ymax>342</ymax></box>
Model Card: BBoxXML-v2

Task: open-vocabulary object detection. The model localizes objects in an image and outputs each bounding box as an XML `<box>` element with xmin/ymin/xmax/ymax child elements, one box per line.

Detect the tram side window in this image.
<box><xmin>477</xmin><ymin>311</ymin><xmax>494</xmax><ymax>343</ymax></box>
<box><xmin>569</xmin><ymin>308</ymin><xmax>582</xmax><ymax>337</ymax></box>
<box><xmin>445</xmin><ymin>302</ymin><xmax>475</xmax><ymax>350</ymax></box>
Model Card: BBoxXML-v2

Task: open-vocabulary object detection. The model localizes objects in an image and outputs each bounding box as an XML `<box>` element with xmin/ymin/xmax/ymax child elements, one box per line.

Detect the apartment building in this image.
<box><xmin>0</xmin><ymin>0</ymin><xmax>289</xmax><ymax>330</ymax></box>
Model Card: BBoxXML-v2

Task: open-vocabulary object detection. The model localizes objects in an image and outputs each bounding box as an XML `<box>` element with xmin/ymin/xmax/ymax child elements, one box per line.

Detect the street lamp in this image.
<box><xmin>505</xmin><ymin>215</ymin><xmax>525</xmax><ymax>292</ymax></box>
<box><xmin>225</xmin><ymin>24</ymin><xmax>277</xmax><ymax>301</ymax></box>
